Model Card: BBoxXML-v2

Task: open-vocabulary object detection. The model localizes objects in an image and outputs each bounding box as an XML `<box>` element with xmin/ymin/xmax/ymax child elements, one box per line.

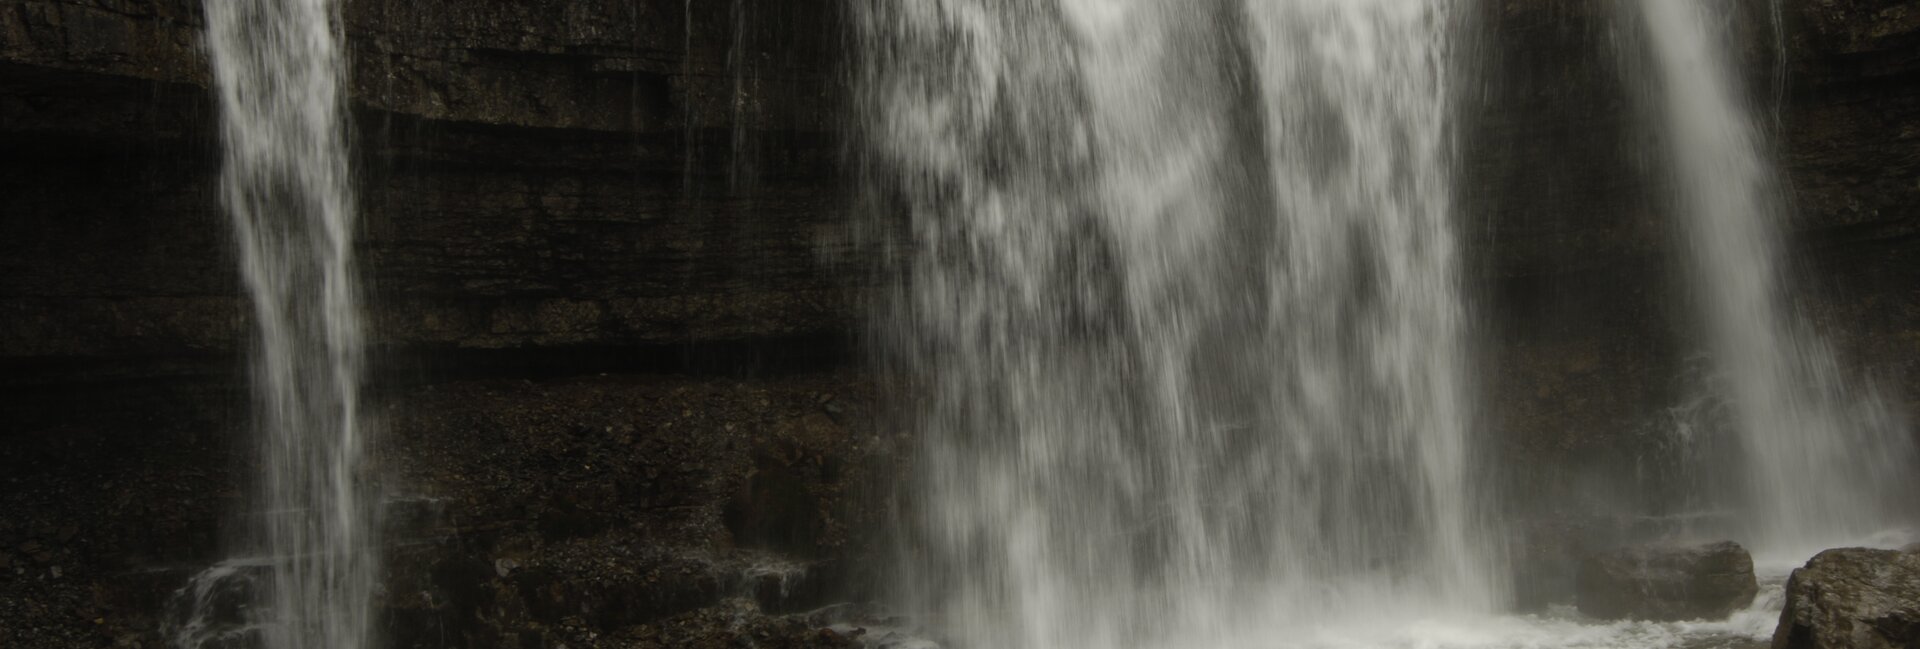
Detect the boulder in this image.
<box><xmin>1511</xmin><ymin>518</ymin><xmax>1613</xmax><ymax>611</ymax></box>
<box><xmin>1576</xmin><ymin>540</ymin><xmax>1759</xmax><ymax>621</ymax></box>
<box><xmin>1772</xmin><ymin>548</ymin><xmax>1920</xmax><ymax>649</ymax></box>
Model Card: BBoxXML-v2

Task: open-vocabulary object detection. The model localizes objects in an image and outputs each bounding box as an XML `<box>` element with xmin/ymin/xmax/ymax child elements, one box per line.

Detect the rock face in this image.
<box><xmin>2</xmin><ymin>5</ymin><xmax>875</xmax><ymax>642</ymax></box>
<box><xmin>1773</xmin><ymin>548</ymin><xmax>1920</xmax><ymax>649</ymax></box>
<box><xmin>1</xmin><ymin>0</ymin><xmax>856</xmax><ymax>369</ymax></box>
<box><xmin>1476</xmin><ymin>0</ymin><xmax>1920</xmax><ymax>563</ymax></box>
<box><xmin>0</xmin><ymin>371</ymin><xmax>897</xmax><ymax>648</ymax></box>
<box><xmin>4</xmin><ymin>0</ymin><xmax>1920</xmax><ymax>647</ymax></box>
<box><xmin>1576</xmin><ymin>541</ymin><xmax>1759</xmax><ymax>621</ymax></box>
<box><xmin>364</xmin><ymin>374</ymin><xmax>898</xmax><ymax>648</ymax></box>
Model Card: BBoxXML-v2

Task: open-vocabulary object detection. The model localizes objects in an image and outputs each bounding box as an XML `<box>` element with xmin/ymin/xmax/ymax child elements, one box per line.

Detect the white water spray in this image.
<box><xmin>1637</xmin><ymin>0</ymin><xmax>1918</xmax><ymax>563</ymax></box>
<box><xmin>854</xmin><ymin>2</ymin><xmax>1496</xmax><ymax>647</ymax></box>
<box><xmin>194</xmin><ymin>1</ymin><xmax>376</xmax><ymax>647</ymax></box>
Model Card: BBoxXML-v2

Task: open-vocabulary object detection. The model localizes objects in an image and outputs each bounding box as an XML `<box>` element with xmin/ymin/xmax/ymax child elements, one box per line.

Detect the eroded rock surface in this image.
<box><xmin>0</xmin><ymin>371</ymin><xmax>897</xmax><ymax>648</ymax></box>
<box><xmin>1773</xmin><ymin>547</ymin><xmax>1920</xmax><ymax>649</ymax></box>
<box><xmin>1</xmin><ymin>0</ymin><xmax>856</xmax><ymax>371</ymax></box>
<box><xmin>1576</xmin><ymin>541</ymin><xmax>1759</xmax><ymax>621</ymax></box>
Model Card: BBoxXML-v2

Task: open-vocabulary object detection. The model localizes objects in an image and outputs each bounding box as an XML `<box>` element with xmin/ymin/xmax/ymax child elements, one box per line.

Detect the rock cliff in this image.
<box><xmin>2</xmin><ymin>1</ymin><xmax>873</xmax><ymax>646</ymax></box>
<box><xmin>5</xmin><ymin>0</ymin><xmax>1920</xmax><ymax>644</ymax></box>
<box><xmin>2</xmin><ymin>0</ymin><xmax>854</xmax><ymax>371</ymax></box>
<box><xmin>1470</xmin><ymin>0</ymin><xmax>1920</xmax><ymax>532</ymax></box>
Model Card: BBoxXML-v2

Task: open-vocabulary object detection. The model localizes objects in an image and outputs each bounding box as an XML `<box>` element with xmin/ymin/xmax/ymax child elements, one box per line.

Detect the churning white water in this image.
<box><xmin>1636</xmin><ymin>0</ymin><xmax>1919</xmax><ymax>564</ymax></box>
<box><xmin>854</xmin><ymin>1</ymin><xmax>1497</xmax><ymax>647</ymax></box>
<box><xmin>190</xmin><ymin>1</ymin><xmax>376</xmax><ymax>647</ymax></box>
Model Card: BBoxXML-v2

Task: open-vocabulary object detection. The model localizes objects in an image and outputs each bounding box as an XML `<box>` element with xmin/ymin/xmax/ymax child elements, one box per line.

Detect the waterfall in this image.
<box><xmin>1637</xmin><ymin>0</ymin><xmax>1918</xmax><ymax>565</ymax></box>
<box><xmin>198</xmin><ymin>1</ymin><xmax>376</xmax><ymax>647</ymax></box>
<box><xmin>853</xmin><ymin>1</ymin><xmax>1496</xmax><ymax>646</ymax></box>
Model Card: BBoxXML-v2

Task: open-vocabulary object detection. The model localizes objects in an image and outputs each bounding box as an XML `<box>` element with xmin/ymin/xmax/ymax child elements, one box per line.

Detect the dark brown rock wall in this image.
<box><xmin>0</xmin><ymin>4</ymin><xmax>868</xmax><ymax>645</ymax></box>
<box><xmin>1466</xmin><ymin>1</ymin><xmax>1920</xmax><ymax>608</ymax></box>
<box><xmin>1785</xmin><ymin>0</ymin><xmax>1920</xmax><ymax>417</ymax></box>
<box><xmin>1464</xmin><ymin>0</ymin><xmax>1689</xmax><ymax>523</ymax></box>
<box><xmin>1470</xmin><ymin>0</ymin><xmax>1920</xmax><ymax>518</ymax></box>
<box><xmin>6</xmin><ymin>0</ymin><xmax>1920</xmax><ymax>639</ymax></box>
<box><xmin>0</xmin><ymin>0</ymin><xmax>855</xmax><ymax>374</ymax></box>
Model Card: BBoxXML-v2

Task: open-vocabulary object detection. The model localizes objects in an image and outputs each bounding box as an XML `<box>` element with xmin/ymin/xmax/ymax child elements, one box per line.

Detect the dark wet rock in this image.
<box><xmin>0</xmin><ymin>371</ymin><xmax>888</xmax><ymax>649</ymax></box>
<box><xmin>1510</xmin><ymin>514</ymin><xmax>1747</xmax><ymax>611</ymax></box>
<box><xmin>4</xmin><ymin>1</ymin><xmax>1920</xmax><ymax>647</ymax></box>
<box><xmin>384</xmin><ymin>374</ymin><xmax>882</xmax><ymax>556</ymax></box>
<box><xmin>1576</xmin><ymin>541</ymin><xmax>1759</xmax><ymax>621</ymax></box>
<box><xmin>601</xmin><ymin>599</ymin><xmax>863</xmax><ymax>649</ymax></box>
<box><xmin>1513</xmin><ymin>518</ymin><xmax>1616</xmax><ymax>611</ymax></box>
<box><xmin>727</xmin><ymin>448</ymin><xmax>826</xmax><ymax>557</ymax></box>
<box><xmin>364</xmin><ymin>373</ymin><xmax>890</xmax><ymax>646</ymax></box>
<box><xmin>1474</xmin><ymin>0</ymin><xmax>1920</xmax><ymax>526</ymax></box>
<box><xmin>1771</xmin><ymin>547</ymin><xmax>1920</xmax><ymax>649</ymax></box>
<box><xmin>0</xmin><ymin>0</ymin><xmax>859</xmax><ymax>395</ymax></box>
<box><xmin>382</xmin><ymin>538</ymin><xmax>860</xmax><ymax>647</ymax></box>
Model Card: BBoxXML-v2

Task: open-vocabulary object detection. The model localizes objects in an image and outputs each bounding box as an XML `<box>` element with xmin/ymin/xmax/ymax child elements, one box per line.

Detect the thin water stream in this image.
<box><xmin>176</xmin><ymin>1</ymin><xmax>376</xmax><ymax>648</ymax></box>
<box><xmin>1636</xmin><ymin>0</ymin><xmax>1918</xmax><ymax>564</ymax></box>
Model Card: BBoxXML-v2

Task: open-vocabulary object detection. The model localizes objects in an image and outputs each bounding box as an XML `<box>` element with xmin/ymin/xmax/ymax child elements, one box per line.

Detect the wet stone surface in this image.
<box><xmin>0</xmin><ymin>370</ymin><xmax>900</xmax><ymax>648</ymax></box>
<box><xmin>1773</xmin><ymin>547</ymin><xmax>1920</xmax><ymax>649</ymax></box>
<box><xmin>1577</xmin><ymin>541</ymin><xmax>1760</xmax><ymax>622</ymax></box>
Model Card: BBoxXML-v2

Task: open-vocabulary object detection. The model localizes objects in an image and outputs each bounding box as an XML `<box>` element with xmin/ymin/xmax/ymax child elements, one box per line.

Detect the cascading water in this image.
<box><xmin>182</xmin><ymin>1</ymin><xmax>377</xmax><ymax>647</ymax></box>
<box><xmin>1636</xmin><ymin>0</ymin><xmax>1919</xmax><ymax>567</ymax></box>
<box><xmin>854</xmin><ymin>1</ymin><xmax>1497</xmax><ymax>647</ymax></box>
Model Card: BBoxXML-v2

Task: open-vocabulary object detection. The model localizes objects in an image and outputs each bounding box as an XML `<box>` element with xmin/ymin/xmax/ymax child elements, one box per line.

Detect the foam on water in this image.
<box><xmin>853</xmin><ymin>593</ymin><xmax>1788</xmax><ymax>649</ymax></box>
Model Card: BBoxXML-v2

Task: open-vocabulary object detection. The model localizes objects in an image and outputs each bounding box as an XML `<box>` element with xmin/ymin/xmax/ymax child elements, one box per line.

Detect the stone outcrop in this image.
<box><xmin>1773</xmin><ymin>547</ymin><xmax>1920</xmax><ymax>649</ymax></box>
<box><xmin>1575</xmin><ymin>541</ymin><xmax>1759</xmax><ymax>621</ymax></box>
